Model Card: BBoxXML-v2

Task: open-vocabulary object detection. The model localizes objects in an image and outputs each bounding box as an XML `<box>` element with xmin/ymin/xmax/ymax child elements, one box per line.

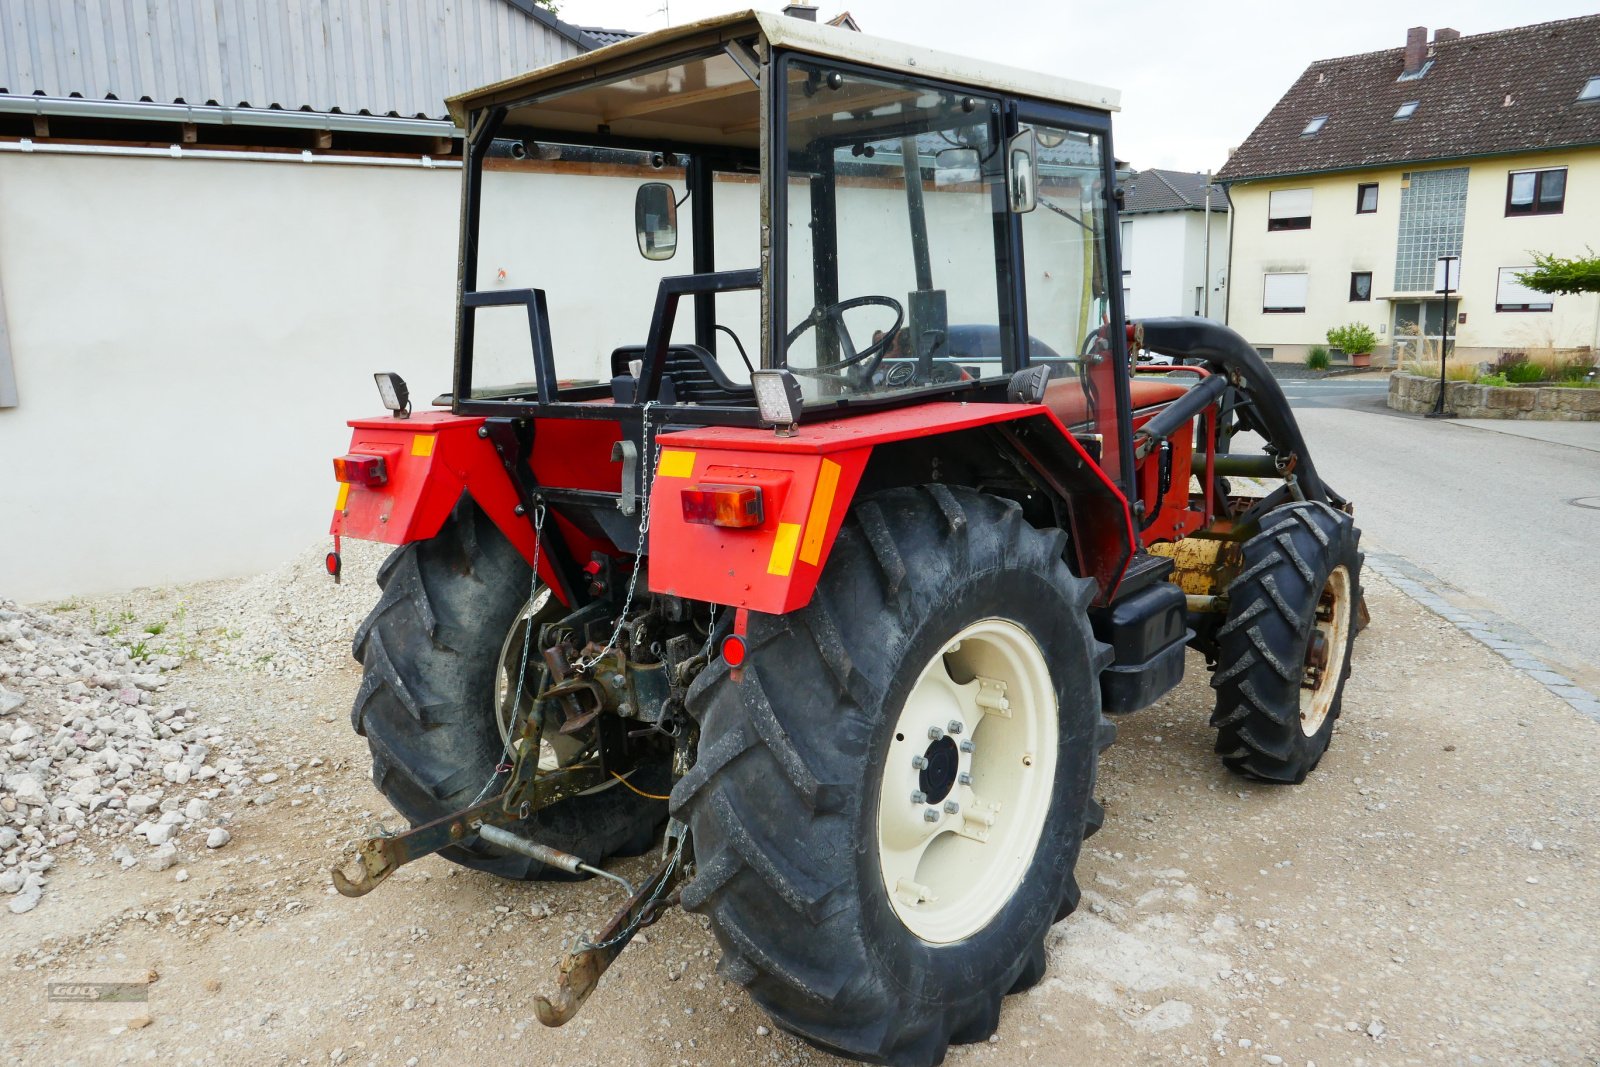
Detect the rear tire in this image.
<box><xmin>1209</xmin><ymin>501</ymin><xmax>1362</xmax><ymax>783</ymax></box>
<box><xmin>672</xmin><ymin>486</ymin><xmax>1113</xmax><ymax>1066</ymax></box>
<box><xmin>350</xmin><ymin>498</ymin><xmax>668</xmax><ymax>880</ymax></box>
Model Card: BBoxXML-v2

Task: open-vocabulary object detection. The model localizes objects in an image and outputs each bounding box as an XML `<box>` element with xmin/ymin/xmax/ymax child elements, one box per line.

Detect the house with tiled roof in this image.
<box><xmin>1217</xmin><ymin>16</ymin><xmax>1600</xmax><ymax>364</ymax></box>
<box><xmin>1119</xmin><ymin>168</ymin><xmax>1230</xmax><ymax>319</ymax></box>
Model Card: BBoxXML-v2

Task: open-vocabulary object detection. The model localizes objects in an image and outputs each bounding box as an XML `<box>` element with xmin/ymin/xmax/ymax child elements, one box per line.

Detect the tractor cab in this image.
<box><xmin>449</xmin><ymin>10</ymin><xmax>1135</xmax><ymax>483</ymax></box>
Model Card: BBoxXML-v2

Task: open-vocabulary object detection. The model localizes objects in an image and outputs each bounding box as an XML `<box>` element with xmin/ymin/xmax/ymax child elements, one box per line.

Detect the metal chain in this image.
<box><xmin>470</xmin><ymin>502</ymin><xmax>547</xmax><ymax>807</ymax></box>
<box><xmin>578</xmin><ymin>831</ymin><xmax>685</xmax><ymax>951</ymax></box>
<box><xmin>576</xmin><ymin>400</ymin><xmax>658</xmax><ymax>671</ymax></box>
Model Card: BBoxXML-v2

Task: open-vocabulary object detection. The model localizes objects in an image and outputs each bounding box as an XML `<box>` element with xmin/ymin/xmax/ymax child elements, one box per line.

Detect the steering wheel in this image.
<box><xmin>784</xmin><ymin>295</ymin><xmax>904</xmax><ymax>379</ymax></box>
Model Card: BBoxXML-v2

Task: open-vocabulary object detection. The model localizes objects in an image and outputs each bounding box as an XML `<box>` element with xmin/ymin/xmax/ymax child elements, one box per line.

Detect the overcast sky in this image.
<box><xmin>558</xmin><ymin>0</ymin><xmax>1598</xmax><ymax>173</ymax></box>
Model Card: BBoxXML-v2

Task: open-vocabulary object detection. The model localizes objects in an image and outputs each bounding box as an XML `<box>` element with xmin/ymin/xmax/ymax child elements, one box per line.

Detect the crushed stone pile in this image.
<box><xmin>187</xmin><ymin>540</ymin><xmax>391</xmax><ymax>680</ymax></box>
<box><xmin>0</xmin><ymin>599</ymin><xmax>260</xmax><ymax>915</ymax></box>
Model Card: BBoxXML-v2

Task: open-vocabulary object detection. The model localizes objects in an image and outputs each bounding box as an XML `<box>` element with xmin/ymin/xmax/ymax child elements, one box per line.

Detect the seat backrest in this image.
<box><xmin>609</xmin><ymin>344</ymin><xmax>752</xmax><ymax>405</ymax></box>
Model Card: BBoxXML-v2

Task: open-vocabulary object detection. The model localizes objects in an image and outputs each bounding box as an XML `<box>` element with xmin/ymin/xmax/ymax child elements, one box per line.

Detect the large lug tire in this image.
<box><xmin>672</xmin><ymin>486</ymin><xmax>1114</xmax><ymax>1066</ymax></box>
<box><xmin>1209</xmin><ymin>500</ymin><xmax>1363</xmax><ymax>783</ymax></box>
<box><xmin>350</xmin><ymin>498</ymin><xmax>668</xmax><ymax>880</ymax></box>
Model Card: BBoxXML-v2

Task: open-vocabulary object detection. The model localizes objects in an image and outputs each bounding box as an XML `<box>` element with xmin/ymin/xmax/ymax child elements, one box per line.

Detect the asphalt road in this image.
<box><xmin>1270</xmin><ymin>379</ymin><xmax>1600</xmax><ymax>690</ymax></box>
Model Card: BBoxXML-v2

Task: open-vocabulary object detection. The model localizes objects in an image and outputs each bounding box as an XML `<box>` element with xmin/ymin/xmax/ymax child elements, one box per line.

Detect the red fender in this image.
<box><xmin>647</xmin><ymin>402</ymin><xmax>1136</xmax><ymax>614</ymax></box>
<box><xmin>329</xmin><ymin>411</ymin><xmax>617</xmax><ymax>606</ymax></box>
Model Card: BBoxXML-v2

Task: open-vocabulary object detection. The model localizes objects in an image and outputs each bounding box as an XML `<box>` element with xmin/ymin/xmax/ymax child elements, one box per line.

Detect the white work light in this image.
<box><xmin>750</xmin><ymin>369</ymin><xmax>803</xmax><ymax>435</ymax></box>
<box><xmin>374</xmin><ymin>372</ymin><xmax>411</xmax><ymax>418</ymax></box>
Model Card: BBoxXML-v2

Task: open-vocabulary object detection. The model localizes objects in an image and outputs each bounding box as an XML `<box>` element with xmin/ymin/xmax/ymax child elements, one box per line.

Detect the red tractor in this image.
<box><xmin>327</xmin><ymin>13</ymin><xmax>1362</xmax><ymax>1066</ymax></box>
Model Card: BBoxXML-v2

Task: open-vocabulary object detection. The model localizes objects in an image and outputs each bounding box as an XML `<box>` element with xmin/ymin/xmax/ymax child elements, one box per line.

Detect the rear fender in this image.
<box><xmin>647</xmin><ymin>402</ymin><xmax>1135</xmax><ymax>613</ymax></box>
<box><xmin>330</xmin><ymin>411</ymin><xmax>579</xmax><ymax>603</ymax></box>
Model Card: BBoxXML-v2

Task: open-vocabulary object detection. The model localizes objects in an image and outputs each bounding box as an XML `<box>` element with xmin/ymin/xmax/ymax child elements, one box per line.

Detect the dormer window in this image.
<box><xmin>1579</xmin><ymin>76</ymin><xmax>1600</xmax><ymax>102</ymax></box>
<box><xmin>1301</xmin><ymin>115</ymin><xmax>1328</xmax><ymax>136</ymax></box>
<box><xmin>1394</xmin><ymin>101</ymin><xmax>1419</xmax><ymax>120</ymax></box>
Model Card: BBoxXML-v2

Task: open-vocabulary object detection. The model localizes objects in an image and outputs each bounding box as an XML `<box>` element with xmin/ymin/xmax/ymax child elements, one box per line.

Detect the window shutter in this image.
<box><xmin>1263</xmin><ymin>273</ymin><xmax>1308</xmax><ymax>310</ymax></box>
<box><xmin>1497</xmin><ymin>267</ymin><xmax>1551</xmax><ymax>308</ymax></box>
<box><xmin>1268</xmin><ymin>189</ymin><xmax>1313</xmax><ymax>220</ymax></box>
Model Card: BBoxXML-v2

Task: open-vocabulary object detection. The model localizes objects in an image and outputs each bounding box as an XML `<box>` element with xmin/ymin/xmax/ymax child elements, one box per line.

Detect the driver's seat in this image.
<box><xmin>609</xmin><ymin>344</ymin><xmax>753</xmax><ymax>405</ymax></box>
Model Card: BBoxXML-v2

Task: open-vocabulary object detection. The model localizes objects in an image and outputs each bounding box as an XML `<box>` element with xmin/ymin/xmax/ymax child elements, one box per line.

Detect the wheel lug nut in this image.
<box><xmin>910</xmin><ymin>790</ymin><xmax>927</xmax><ymax>804</ymax></box>
<box><xmin>958</xmin><ymin>771</ymin><xmax>972</xmax><ymax>785</ymax></box>
<box><xmin>922</xmin><ymin>808</ymin><xmax>940</xmax><ymax>823</ymax></box>
<box><xmin>943</xmin><ymin>800</ymin><xmax>960</xmax><ymax>814</ymax></box>
<box><xmin>959</xmin><ymin>739</ymin><xmax>974</xmax><ymax>753</ymax></box>
<box><xmin>911</xmin><ymin>755</ymin><xmax>929</xmax><ymax>770</ymax></box>
<box><xmin>927</xmin><ymin>726</ymin><xmax>944</xmax><ymax>740</ymax></box>
<box><xmin>947</xmin><ymin>720</ymin><xmax>963</xmax><ymax>735</ymax></box>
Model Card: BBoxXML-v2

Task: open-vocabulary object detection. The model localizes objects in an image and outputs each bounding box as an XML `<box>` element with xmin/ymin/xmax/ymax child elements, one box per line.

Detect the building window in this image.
<box><xmin>1263</xmin><ymin>272</ymin><xmax>1308</xmax><ymax>313</ymax></box>
<box><xmin>1121</xmin><ymin>220</ymin><xmax>1132</xmax><ymax>272</ymax></box>
<box><xmin>1301</xmin><ymin>115</ymin><xmax>1328</xmax><ymax>136</ymax></box>
<box><xmin>1393</xmin><ymin>101</ymin><xmax>1419</xmax><ymax>120</ymax></box>
<box><xmin>1579</xmin><ymin>76</ymin><xmax>1600</xmax><ymax>102</ymax></box>
<box><xmin>1496</xmin><ymin>267</ymin><xmax>1553</xmax><ymax>312</ymax></box>
<box><xmin>1356</xmin><ymin>183</ymin><xmax>1378</xmax><ymax>213</ymax></box>
<box><xmin>1267</xmin><ymin>188</ymin><xmax>1312</xmax><ymax>230</ymax></box>
<box><xmin>1506</xmin><ymin>168</ymin><xmax>1566</xmax><ymax>216</ymax></box>
<box><xmin>1350</xmin><ymin>272</ymin><xmax>1372</xmax><ymax>301</ymax></box>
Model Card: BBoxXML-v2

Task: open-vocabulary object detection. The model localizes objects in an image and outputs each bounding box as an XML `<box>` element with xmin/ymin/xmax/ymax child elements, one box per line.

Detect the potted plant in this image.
<box><xmin>1326</xmin><ymin>323</ymin><xmax>1378</xmax><ymax>368</ymax></box>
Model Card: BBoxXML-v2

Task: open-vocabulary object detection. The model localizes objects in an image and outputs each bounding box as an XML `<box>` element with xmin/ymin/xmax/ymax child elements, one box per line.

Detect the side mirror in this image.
<box><xmin>635</xmin><ymin>182</ymin><xmax>678</xmax><ymax>261</ymax></box>
<box><xmin>1006</xmin><ymin>128</ymin><xmax>1038</xmax><ymax>214</ymax></box>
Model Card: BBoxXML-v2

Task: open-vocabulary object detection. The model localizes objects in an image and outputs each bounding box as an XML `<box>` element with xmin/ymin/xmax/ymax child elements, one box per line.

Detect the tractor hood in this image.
<box><xmin>445</xmin><ymin>10</ymin><xmax>1120</xmax><ymax>137</ymax></box>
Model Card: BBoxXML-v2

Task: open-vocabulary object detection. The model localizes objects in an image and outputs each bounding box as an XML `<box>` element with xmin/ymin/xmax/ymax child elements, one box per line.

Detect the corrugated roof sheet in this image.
<box><xmin>1123</xmin><ymin>168</ymin><xmax>1227</xmax><ymax>214</ymax></box>
<box><xmin>1218</xmin><ymin>15</ymin><xmax>1600</xmax><ymax>182</ymax></box>
<box><xmin>578</xmin><ymin>27</ymin><xmax>640</xmax><ymax>47</ymax></box>
<box><xmin>0</xmin><ymin>0</ymin><xmax>591</xmax><ymax>120</ymax></box>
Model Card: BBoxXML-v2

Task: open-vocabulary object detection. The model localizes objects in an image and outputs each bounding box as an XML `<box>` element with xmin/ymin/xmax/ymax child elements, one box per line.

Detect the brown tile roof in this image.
<box><xmin>1217</xmin><ymin>15</ymin><xmax>1600</xmax><ymax>183</ymax></box>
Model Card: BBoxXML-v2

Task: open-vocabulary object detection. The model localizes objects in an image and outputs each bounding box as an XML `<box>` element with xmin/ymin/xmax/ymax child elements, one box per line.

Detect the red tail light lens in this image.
<box><xmin>333</xmin><ymin>453</ymin><xmax>388</xmax><ymax>487</ymax></box>
<box><xmin>721</xmin><ymin>634</ymin><xmax>747</xmax><ymax>667</ymax></box>
<box><xmin>681</xmin><ymin>485</ymin><xmax>763</xmax><ymax>529</ymax></box>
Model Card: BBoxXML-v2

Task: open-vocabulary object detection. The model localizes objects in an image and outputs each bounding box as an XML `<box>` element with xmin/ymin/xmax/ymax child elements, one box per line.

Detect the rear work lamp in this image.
<box><xmin>750</xmin><ymin>369</ymin><xmax>803</xmax><ymax>435</ymax></box>
<box><xmin>333</xmin><ymin>453</ymin><xmax>389</xmax><ymax>487</ymax></box>
<box><xmin>374</xmin><ymin>372</ymin><xmax>411</xmax><ymax>418</ymax></box>
<box><xmin>681</xmin><ymin>484</ymin><xmax>764</xmax><ymax>528</ymax></box>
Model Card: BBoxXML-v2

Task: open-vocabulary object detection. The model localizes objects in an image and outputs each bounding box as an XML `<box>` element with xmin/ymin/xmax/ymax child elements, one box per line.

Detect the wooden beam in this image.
<box><xmin>313</xmin><ymin>130</ymin><xmax>333</xmax><ymax>150</ymax></box>
<box><xmin>181</xmin><ymin>122</ymin><xmax>198</xmax><ymax>144</ymax></box>
<box><xmin>31</xmin><ymin>115</ymin><xmax>47</xmax><ymax>139</ymax></box>
<box><xmin>429</xmin><ymin>135</ymin><xmax>454</xmax><ymax>157</ymax></box>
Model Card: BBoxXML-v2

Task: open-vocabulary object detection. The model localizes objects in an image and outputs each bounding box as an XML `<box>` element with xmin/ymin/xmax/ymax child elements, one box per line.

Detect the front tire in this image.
<box><xmin>672</xmin><ymin>486</ymin><xmax>1113</xmax><ymax>1066</ymax></box>
<box><xmin>1209</xmin><ymin>501</ymin><xmax>1363</xmax><ymax>783</ymax></box>
<box><xmin>350</xmin><ymin>498</ymin><xmax>668</xmax><ymax>879</ymax></box>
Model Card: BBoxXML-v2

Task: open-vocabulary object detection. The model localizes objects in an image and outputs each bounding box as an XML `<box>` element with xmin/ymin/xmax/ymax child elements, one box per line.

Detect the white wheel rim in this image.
<box><xmin>875</xmin><ymin>618</ymin><xmax>1059</xmax><ymax>944</ymax></box>
<box><xmin>1299</xmin><ymin>564</ymin><xmax>1353</xmax><ymax>737</ymax></box>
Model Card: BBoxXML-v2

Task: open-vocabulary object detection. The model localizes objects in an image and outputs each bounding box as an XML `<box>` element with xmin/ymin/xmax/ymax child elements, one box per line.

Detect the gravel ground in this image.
<box><xmin>2</xmin><ymin>552</ymin><xmax>1598</xmax><ymax>1066</ymax></box>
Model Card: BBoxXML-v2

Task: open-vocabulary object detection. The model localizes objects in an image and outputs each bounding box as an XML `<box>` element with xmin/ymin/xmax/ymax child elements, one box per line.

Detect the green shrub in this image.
<box><xmin>1306</xmin><ymin>345</ymin><xmax>1331</xmax><ymax>371</ymax></box>
<box><xmin>1505</xmin><ymin>360</ymin><xmax>1546</xmax><ymax>384</ymax></box>
<box><xmin>1325</xmin><ymin>323</ymin><xmax>1378</xmax><ymax>356</ymax></box>
<box><xmin>1476</xmin><ymin>373</ymin><xmax>1509</xmax><ymax>387</ymax></box>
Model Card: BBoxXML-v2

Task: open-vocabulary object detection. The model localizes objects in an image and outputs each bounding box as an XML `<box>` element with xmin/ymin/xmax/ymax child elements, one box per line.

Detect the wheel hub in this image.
<box><xmin>1298</xmin><ymin>565</ymin><xmax>1353</xmax><ymax>736</ymax></box>
<box><xmin>918</xmin><ymin>735</ymin><xmax>960</xmax><ymax>803</ymax></box>
<box><xmin>875</xmin><ymin>618</ymin><xmax>1058</xmax><ymax>944</ymax></box>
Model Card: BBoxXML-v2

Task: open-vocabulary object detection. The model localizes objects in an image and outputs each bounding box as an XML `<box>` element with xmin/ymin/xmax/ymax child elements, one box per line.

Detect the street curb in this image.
<box><xmin>1364</xmin><ymin>552</ymin><xmax>1600</xmax><ymax>724</ymax></box>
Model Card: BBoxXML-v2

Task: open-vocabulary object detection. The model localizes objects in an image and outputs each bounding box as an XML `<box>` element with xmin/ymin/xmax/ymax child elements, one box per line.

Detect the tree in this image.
<box><xmin>1516</xmin><ymin>249</ymin><xmax>1600</xmax><ymax>295</ymax></box>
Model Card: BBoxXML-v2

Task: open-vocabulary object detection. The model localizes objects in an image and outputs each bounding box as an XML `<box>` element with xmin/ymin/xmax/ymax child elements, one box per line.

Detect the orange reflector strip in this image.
<box><xmin>682</xmin><ymin>484</ymin><xmax>764</xmax><ymax>528</ymax></box>
<box><xmin>799</xmin><ymin>458</ymin><xmax>842</xmax><ymax>566</ymax></box>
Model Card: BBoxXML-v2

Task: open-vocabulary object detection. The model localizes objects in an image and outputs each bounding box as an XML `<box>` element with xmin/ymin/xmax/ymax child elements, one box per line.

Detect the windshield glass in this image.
<box><xmin>779</xmin><ymin>61</ymin><xmax>1015</xmax><ymax>402</ymax></box>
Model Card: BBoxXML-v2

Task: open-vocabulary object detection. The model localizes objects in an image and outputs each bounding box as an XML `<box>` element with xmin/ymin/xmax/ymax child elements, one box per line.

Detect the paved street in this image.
<box><xmin>1271</xmin><ymin>377</ymin><xmax>1600</xmax><ymax>690</ymax></box>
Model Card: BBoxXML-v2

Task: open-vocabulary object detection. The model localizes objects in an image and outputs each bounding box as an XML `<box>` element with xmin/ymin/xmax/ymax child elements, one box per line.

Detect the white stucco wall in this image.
<box><xmin>0</xmin><ymin>151</ymin><xmax>463</xmax><ymax>602</ymax></box>
<box><xmin>1225</xmin><ymin>149</ymin><xmax>1600</xmax><ymax>361</ymax></box>
<box><xmin>1122</xmin><ymin>210</ymin><xmax>1229</xmax><ymax>320</ymax></box>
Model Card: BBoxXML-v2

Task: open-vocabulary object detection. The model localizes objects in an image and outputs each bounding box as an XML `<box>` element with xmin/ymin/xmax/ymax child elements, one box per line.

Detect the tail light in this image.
<box><xmin>333</xmin><ymin>453</ymin><xmax>388</xmax><ymax>487</ymax></box>
<box><xmin>681</xmin><ymin>484</ymin><xmax>763</xmax><ymax>529</ymax></box>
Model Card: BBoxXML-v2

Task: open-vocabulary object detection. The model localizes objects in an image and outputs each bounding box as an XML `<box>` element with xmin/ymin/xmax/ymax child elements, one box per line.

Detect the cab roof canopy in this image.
<box><xmin>447</xmin><ymin>9</ymin><xmax>1120</xmax><ymax>151</ymax></box>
